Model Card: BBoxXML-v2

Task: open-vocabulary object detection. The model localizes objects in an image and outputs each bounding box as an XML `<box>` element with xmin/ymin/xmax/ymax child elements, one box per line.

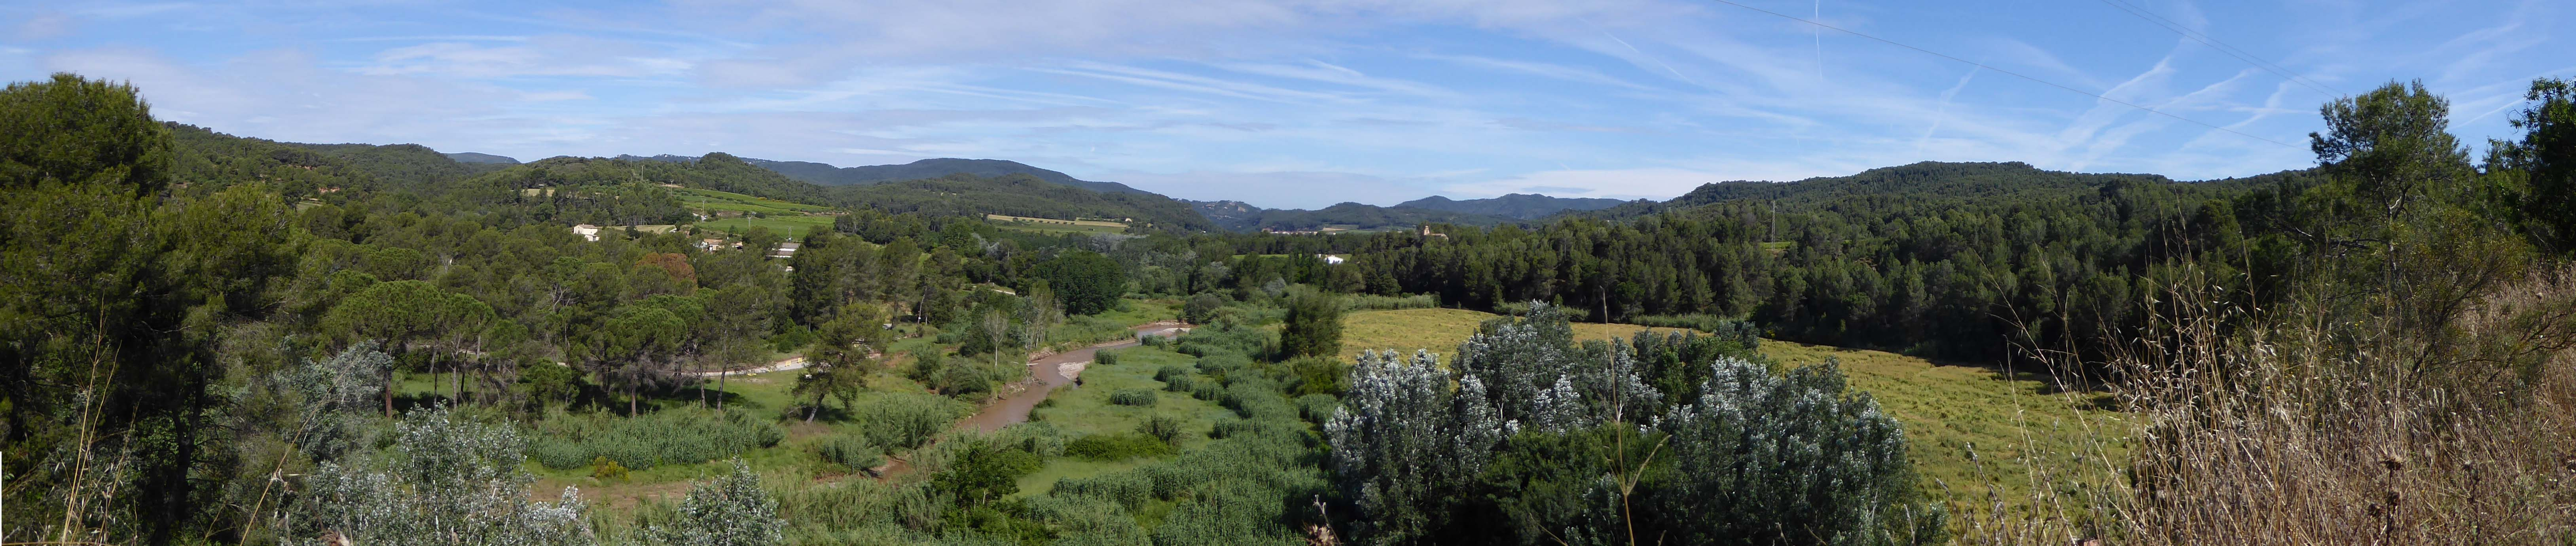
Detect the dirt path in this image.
<box><xmin>872</xmin><ymin>322</ymin><xmax>1189</xmax><ymax>479</ymax></box>
<box><xmin>685</xmin><ymin>355</ymin><xmax>808</xmax><ymax>378</ymax></box>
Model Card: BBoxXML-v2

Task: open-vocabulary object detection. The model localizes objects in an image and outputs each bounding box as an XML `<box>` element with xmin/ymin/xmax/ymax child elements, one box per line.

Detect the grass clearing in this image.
<box><xmin>675</xmin><ymin>187</ymin><xmax>830</xmax><ymax>215</ymax></box>
<box><xmin>696</xmin><ymin>215</ymin><xmax>834</xmax><ymax>237</ymax></box>
<box><xmin>985</xmin><ymin>214</ymin><xmax>1127</xmax><ymax>235</ymax></box>
<box><xmin>1761</xmin><ymin>341</ymin><xmax>2127</xmax><ymax>520</ymax></box>
<box><xmin>1016</xmin><ymin>348</ymin><xmax>1238</xmax><ymax>497</ymax></box>
<box><xmin>984</xmin><ymin>213</ymin><xmax>1127</xmax><ymax>228</ymax></box>
<box><xmin>1338</xmin><ymin>308</ymin><xmax>1690</xmax><ymax>362</ymax></box>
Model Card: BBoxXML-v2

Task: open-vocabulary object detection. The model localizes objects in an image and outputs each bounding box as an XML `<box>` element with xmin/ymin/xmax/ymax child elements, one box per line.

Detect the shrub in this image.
<box><xmin>1221</xmin><ymin>380</ymin><xmax>1296</xmax><ymax>420</ymax></box>
<box><xmin>817</xmin><ymin>435</ymin><xmax>884</xmax><ymax>472</ymax></box>
<box><xmin>1173</xmin><ymin>321</ymin><xmax>1276</xmax><ymax>359</ymax></box>
<box><xmin>1154</xmin><ymin>365</ymin><xmax>1193</xmax><ymax>387</ymax></box>
<box><xmin>300</xmin><ymin>406</ymin><xmax>593</xmax><ymax>546</ymax></box>
<box><xmin>853</xmin><ymin>393</ymin><xmax>966</xmax><ymax>451</ymax></box>
<box><xmin>1182</xmin><ymin>293</ymin><xmax>1224</xmax><ymax>324</ymax></box>
<box><xmin>527</xmin><ymin>408</ymin><xmax>787</xmax><ymax>470</ymax></box>
<box><xmin>590</xmin><ymin>456</ymin><xmax>630</xmax><ymax>482</ymax></box>
<box><xmin>1063</xmin><ymin>433</ymin><xmax>1177</xmax><ymax>461</ymax></box>
<box><xmin>1108</xmin><ymin>388</ymin><xmax>1157</xmax><ymax>407</ymax></box>
<box><xmin>1190</xmin><ymin>382</ymin><xmax>1225</xmax><ymax>402</ymax></box>
<box><xmin>1094</xmin><ymin>349</ymin><xmax>1120</xmax><ymax>367</ymax></box>
<box><xmin>645</xmin><ymin>459</ymin><xmax>785</xmax><ymax>546</ymax></box>
<box><xmin>1626</xmin><ymin>314</ymin><xmax>1762</xmax><ymax>349</ymax></box>
<box><xmin>1052</xmin><ymin>472</ymin><xmax>1154</xmax><ymax>511</ymax></box>
<box><xmin>1293</xmin><ymin>394</ymin><xmax>1341</xmax><ymax>423</ymax></box>
<box><xmin>1137</xmin><ymin>415</ymin><xmax>1184</xmax><ymax>445</ymax></box>
<box><xmin>1340</xmin><ymin>293</ymin><xmax>1439</xmax><ymax>312</ymax></box>
<box><xmin>1193</xmin><ymin>352</ymin><xmax>1254</xmax><ymax>380</ymax></box>
<box><xmin>1285</xmin><ymin>355</ymin><xmax>1349</xmax><ymax>397</ymax></box>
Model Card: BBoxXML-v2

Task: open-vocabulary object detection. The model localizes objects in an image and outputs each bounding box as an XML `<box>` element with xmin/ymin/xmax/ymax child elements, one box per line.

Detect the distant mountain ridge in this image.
<box><xmin>1395</xmin><ymin>193</ymin><xmax>1630</xmax><ymax>219</ymax></box>
<box><xmin>612</xmin><ymin>155</ymin><xmax>1154</xmax><ymax>196</ymax></box>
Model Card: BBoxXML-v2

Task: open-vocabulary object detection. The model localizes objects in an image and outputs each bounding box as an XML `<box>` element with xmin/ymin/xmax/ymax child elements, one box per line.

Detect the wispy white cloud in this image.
<box><xmin>15</xmin><ymin>0</ymin><xmax>2570</xmax><ymax>209</ymax></box>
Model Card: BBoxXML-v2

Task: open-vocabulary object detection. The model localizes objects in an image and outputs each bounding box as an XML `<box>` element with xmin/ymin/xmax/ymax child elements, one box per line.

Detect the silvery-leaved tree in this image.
<box><xmin>646</xmin><ymin>459</ymin><xmax>785</xmax><ymax>546</ymax></box>
<box><xmin>1325</xmin><ymin>349</ymin><xmax>1507</xmax><ymax>544</ymax></box>
<box><xmin>1330</xmin><ymin>302</ymin><xmax>1941</xmax><ymax>546</ymax></box>
<box><xmin>296</xmin><ymin>405</ymin><xmax>593</xmax><ymax>546</ymax></box>
<box><xmin>1659</xmin><ymin>357</ymin><xmax>1945</xmax><ymax>545</ymax></box>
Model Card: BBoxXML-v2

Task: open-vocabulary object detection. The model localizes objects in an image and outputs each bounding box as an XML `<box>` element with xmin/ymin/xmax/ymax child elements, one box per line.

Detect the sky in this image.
<box><xmin>3</xmin><ymin>0</ymin><xmax>2568</xmax><ymax>209</ymax></box>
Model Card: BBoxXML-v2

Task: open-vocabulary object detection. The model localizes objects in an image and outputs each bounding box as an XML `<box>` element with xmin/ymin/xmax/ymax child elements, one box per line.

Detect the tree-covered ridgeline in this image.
<box><xmin>1188</xmin><ymin>78</ymin><xmax>2572</xmax><ymax>377</ymax></box>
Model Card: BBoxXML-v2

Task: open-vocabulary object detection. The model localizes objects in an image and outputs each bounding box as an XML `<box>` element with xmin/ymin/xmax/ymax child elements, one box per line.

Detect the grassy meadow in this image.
<box><xmin>985</xmin><ymin>213</ymin><xmax>1129</xmax><ymax>235</ymax></box>
<box><xmin>1016</xmin><ymin>348</ymin><xmax>1241</xmax><ymax>497</ymax></box>
<box><xmin>1336</xmin><ymin>307</ymin><xmax>1691</xmax><ymax>362</ymax></box>
<box><xmin>696</xmin><ymin>215</ymin><xmax>835</xmax><ymax>237</ymax></box>
<box><xmin>676</xmin><ymin>187</ymin><xmax>832</xmax><ymax>215</ymax></box>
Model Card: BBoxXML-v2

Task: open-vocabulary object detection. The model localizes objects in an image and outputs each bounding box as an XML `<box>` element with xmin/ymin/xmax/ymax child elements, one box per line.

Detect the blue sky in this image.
<box><xmin>3</xmin><ymin>0</ymin><xmax>2567</xmax><ymax>208</ymax></box>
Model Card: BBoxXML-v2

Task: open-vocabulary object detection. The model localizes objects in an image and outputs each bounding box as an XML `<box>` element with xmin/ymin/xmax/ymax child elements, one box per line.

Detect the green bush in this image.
<box><xmin>1191</xmin><ymin>382</ymin><xmax>1225</xmax><ymax>401</ymax></box>
<box><xmin>1222</xmin><ymin>380</ymin><xmax>1296</xmax><ymax>420</ymax></box>
<box><xmin>1340</xmin><ymin>293</ymin><xmax>1438</xmax><ymax>311</ymax></box>
<box><xmin>526</xmin><ymin>408</ymin><xmax>786</xmax><ymax>470</ymax></box>
<box><xmin>1182</xmin><ymin>293</ymin><xmax>1224</xmax><ymax>324</ymax></box>
<box><xmin>1174</xmin><ymin>321</ymin><xmax>1276</xmax><ymax>359</ymax></box>
<box><xmin>1154</xmin><ymin>365</ymin><xmax>1194</xmax><ymax>391</ymax></box>
<box><xmin>1285</xmin><ymin>355</ymin><xmax>1349</xmax><ymax>397</ymax></box>
<box><xmin>1137</xmin><ymin>415</ymin><xmax>1184</xmax><ymax>445</ymax></box>
<box><xmin>1052</xmin><ymin>472</ymin><xmax>1154</xmax><ymax>511</ymax></box>
<box><xmin>1108</xmin><ymin>388</ymin><xmax>1157</xmax><ymax>406</ymax></box>
<box><xmin>1293</xmin><ymin>394</ymin><xmax>1341</xmax><ymax>423</ymax></box>
<box><xmin>1194</xmin><ymin>353</ymin><xmax>1254</xmax><ymax>381</ymax></box>
<box><xmin>1063</xmin><ymin>433</ymin><xmax>1177</xmax><ymax>461</ymax></box>
<box><xmin>817</xmin><ymin>435</ymin><xmax>885</xmax><ymax>472</ymax></box>
<box><xmin>1094</xmin><ymin>349</ymin><xmax>1120</xmax><ymax>367</ymax></box>
<box><xmin>854</xmin><ymin>393</ymin><xmax>967</xmax><ymax>451</ymax></box>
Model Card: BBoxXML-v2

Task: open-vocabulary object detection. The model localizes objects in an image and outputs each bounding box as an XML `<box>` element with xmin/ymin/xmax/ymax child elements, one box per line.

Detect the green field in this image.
<box><xmin>985</xmin><ymin>213</ymin><xmax>1128</xmax><ymax>235</ymax></box>
<box><xmin>1016</xmin><ymin>348</ymin><xmax>1240</xmax><ymax>497</ymax></box>
<box><xmin>1337</xmin><ymin>308</ymin><xmax>1691</xmax><ymax>363</ymax></box>
<box><xmin>696</xmin><ymin>215</ymin><xmax>835</xmax><ymax>237</ymax></box>
<box><xmin>676</xmin><ymin>187</ymin><xmax>831</xmax><ymax>215</ymax></box>
<box><xmin>1339</xmin><ymin>308</ymin><xmax>2125</xmax><ymax>519</ymax></box>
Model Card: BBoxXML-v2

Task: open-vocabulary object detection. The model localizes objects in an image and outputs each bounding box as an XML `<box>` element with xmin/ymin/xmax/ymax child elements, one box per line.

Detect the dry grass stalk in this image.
<box><xmin>1966</xmin><ymin>266</ymin><xmax>2576</xmax><ymax>544</ymax></box>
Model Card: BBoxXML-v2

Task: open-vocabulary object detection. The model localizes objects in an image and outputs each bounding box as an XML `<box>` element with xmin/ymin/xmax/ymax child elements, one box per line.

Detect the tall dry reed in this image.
<box><xmin>1966</xmin><ymin>266</ymin><xmax>2576</xmax><ymax>545</ymax></box>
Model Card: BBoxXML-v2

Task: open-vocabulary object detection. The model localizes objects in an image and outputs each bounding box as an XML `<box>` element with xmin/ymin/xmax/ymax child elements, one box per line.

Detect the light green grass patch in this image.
<box><xmin>1337</xmin><ymin>308</ymin><xmax>1690</xmax><ymax>363</ymax></box>
<box><xmin>1014</xmin><ymin>348</ymin><xmax>1236</xmax><ymax>497</ymax></box>
<box><xmin>675</xmin><ymin>187</ymin><xmax>830</xmax><ymax>215</ymax></box>
<box><xmin>1758</xmin><ymin>340</ymin><xmax>2127</xmax><ymax>520</ymax></box>
<box><xmin>696</xmin><ymin>215</ymin><xmax>834</xmax><ymax>237</ymax></box>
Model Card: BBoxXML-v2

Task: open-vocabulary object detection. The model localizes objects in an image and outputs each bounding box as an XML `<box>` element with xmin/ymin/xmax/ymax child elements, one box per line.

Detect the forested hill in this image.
<box><xmin>1396</xmin><ymin>193</ymin><xmax>1629</xmax><ymax>219</ymax></box>
<box><xmin>1578</xmin><ymin>161</ymin><xmax>2210</xmax><ymax>220</ymax></box>
<box><xmin>744</xmin><ymin>157</ymin><xmax>1155</xmax><ymax>196</ymax></box>
<box><xmin>165</xmin><ymin>123</ymin><xmax>505</xmax><ymax>198</ymax></box>
<box><xmin>830</xmin><ymin>173</ymin><xmax>1219</xmax><ymax>232</ymax></box>
<box><xmin>506</xmin><ymin>153</ymin><xmax>835</xmax><ymax>206</ymax></box>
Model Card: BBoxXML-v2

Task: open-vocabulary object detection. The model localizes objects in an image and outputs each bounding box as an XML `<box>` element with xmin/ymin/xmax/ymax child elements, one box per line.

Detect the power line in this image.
<box><xmin>1704</xmin><ymin>0</ymin><xmax>2301</xmax><ymax>149</ymax></box>
<box><xmin>2093</xmin><ymin>0</ymin><xmax>2345</xmax><ymax>97</ymax></box>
